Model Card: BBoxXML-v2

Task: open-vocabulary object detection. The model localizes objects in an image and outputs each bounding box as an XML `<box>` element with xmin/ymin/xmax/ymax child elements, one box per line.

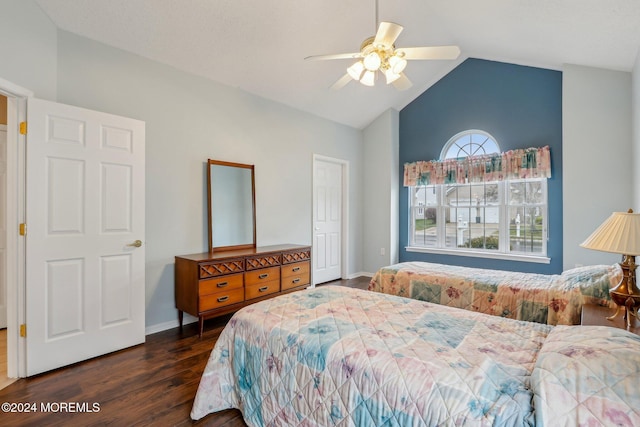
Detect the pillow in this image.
<box><xmin>532</xmin><ymin>325</ymin><xmax>640</xmax><ymax>426</ymax></box>
<box><xmin>559</xmin><ymin>264</ymin><xmax>622</xmax><ymax>305</ymax></box>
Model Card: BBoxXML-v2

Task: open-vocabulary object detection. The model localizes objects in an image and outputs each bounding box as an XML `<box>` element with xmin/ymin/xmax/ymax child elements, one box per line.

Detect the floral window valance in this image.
<box><xmin>403</xmin><ymin>145</ymin><xmax>551</xmax><ymax>186</ymax></box>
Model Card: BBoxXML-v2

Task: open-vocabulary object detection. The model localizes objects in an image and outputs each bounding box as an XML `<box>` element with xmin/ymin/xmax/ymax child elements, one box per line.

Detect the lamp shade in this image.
<box><xmin>360</xmin><ymin>70</ymin><xmax>376</xmax><ymax>86</ymax></box>
<box><xmin>347</xmin><ymin>61</ymin><xmax>365</xmax><ymax>81</ymax></box>
<box><xmin>384</xmin><ymin>68</ymin><xmax>401</xmax><ymax>84</ymax></box>
<box><xmin>580</xmin><ymin>210</ymin><xmax>640</xmax><ymax>256</ymax></box>
<box><xmin>363</xmin><ymin>52</ymin><xmax>381</xmax><ymax>71</ymax></box>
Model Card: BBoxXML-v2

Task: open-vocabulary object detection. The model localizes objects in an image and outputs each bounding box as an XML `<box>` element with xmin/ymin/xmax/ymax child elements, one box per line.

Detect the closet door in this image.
<box><xmin>25</xmin><ymin>98</ymin><xmax>145</xmax><ymax>376</ymax></box>
<box><xmin>313</xmin><ymin>157</ymin><xmax>343</xmax><ymax>284</ymax></box>
<box><xmin>0</xmin><ymin>124</ymin><xmax>6</xmax><ymax>328</ymax></box>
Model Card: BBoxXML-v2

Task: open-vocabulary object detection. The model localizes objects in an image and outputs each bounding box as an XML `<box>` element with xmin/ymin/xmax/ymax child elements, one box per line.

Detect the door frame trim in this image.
<box><xmin>0</xmin><ymin>76</ymin><xmax>32</xmax><ymax>378</ymax></box>
<box><xmin>311</xmin><ymin>154</ymin><xmax>349</xmax><ymax>285</ymax></box>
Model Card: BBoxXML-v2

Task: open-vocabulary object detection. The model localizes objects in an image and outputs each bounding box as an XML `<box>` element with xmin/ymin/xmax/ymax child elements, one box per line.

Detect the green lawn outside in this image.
<box><xmin>415</xmin><ymin>219</ymin><xmax>436</xmax><ymax>231</ymax></box>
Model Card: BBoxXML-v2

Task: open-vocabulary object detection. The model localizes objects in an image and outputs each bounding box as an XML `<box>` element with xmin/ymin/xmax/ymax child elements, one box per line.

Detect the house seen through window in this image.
<box><xmin>408</xmin><ymin>130</ymin><xmax>548</xmax><ymax>261</ymax></box>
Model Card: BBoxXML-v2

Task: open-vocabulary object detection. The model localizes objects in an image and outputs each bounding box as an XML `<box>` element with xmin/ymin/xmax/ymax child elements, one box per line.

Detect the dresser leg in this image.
<box><xmin>178</xmin><ymin>310</ymin><xmax>183</xmax><ymax>329</ymax></box>
<box><xmin>199</xmin><ymin>316</ymin><xmax>204</xmax><ymax>338</ymax></box>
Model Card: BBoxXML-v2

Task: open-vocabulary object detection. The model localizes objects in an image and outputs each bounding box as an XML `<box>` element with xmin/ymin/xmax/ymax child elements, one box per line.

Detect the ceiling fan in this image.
<box><xmin>304</xmin><ymin>5</ymin><xmax>460</xmax><ymax>91</ymax></box>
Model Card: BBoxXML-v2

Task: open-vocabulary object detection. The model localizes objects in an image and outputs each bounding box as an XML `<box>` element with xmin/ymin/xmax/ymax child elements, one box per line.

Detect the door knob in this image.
<box><xmin>127</xmin><ymin>239</ymin><xmax>143</xmax><ymax>247</ymax></box>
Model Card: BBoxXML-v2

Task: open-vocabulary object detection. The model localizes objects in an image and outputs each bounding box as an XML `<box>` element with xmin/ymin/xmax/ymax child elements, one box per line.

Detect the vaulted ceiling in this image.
<box><xmin>35</xmin><ymin>0</ymin><xmax>640</xmax><ymax>129</ymax></box>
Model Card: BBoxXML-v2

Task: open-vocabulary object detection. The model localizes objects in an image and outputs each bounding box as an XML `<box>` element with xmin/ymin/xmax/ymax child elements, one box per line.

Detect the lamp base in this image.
<box><xmin>608</xmin><ymin>255</ymin><xmax>640</xmax><ymax>329</ymax></box>
<box><xmin>607</xmin><ymin>294</ymin><xmax>640</xmax><ymax>329</ymax></box>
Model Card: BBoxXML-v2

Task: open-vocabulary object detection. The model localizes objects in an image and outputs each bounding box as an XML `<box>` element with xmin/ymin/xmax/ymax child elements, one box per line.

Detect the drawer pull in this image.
<box><xmin>292</xmin><ymin>267</ymin><xmax>301</xmax><ymax>272</ymax></box>
<box><xmin>259</xmin><ymin>286</ymin><xmax>269</xmax><ymax>292</ymax></box>
<box><xmin>258</xmin><ymin>273</ymin><xmax>269</xmax><ymax>279</ymax></box>
<box><xmin>217</xmin><ymin>281</ymin><xmax>228</xmax><ymax>288</ymax></box>
<box><xmin>292</xmin><ymin>278</ymin><xmax>300</xmax><ymax>284</ymax></box>
<box><xmin>217</xmin><ymin>296</ymin><xmax>229</xmax><ymax>303</ymax></box>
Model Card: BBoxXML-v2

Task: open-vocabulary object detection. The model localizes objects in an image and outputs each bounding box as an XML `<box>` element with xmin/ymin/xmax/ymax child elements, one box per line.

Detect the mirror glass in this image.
<box><xmin>207</xmin><ymin>159</ymin><xmax>256</xmax><ymax>252</ymax></box>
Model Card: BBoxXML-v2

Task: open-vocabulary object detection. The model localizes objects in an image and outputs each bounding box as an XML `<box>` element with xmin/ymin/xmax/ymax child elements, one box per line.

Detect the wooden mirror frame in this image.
<box><xmin>207</xmin><ymin>159</ymin><xmax>256</xmax><ymax>253</ymax></box>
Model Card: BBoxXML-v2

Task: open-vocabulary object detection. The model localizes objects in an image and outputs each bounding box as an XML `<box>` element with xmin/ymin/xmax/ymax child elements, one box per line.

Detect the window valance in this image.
<box><xmin>403</xmin><ymin>145</ymin><xmax>551</xmax><ymax>186</ymax></box>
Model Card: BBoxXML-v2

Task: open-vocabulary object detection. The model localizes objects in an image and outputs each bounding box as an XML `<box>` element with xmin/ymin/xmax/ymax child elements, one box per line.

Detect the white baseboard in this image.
<box><xmin>347</xmin><ymin>271</ymin><xmax>374</xmax><ymax>279</ymax></box>
<box><xmin>144</xmin><ymin>274</ymin><xmax>373</xmax><ymax>335</ymax></box>
<box><xmin>145</xmin><ymin>315</ymin><xmax>197</xmax><ymax>336</ymax></box>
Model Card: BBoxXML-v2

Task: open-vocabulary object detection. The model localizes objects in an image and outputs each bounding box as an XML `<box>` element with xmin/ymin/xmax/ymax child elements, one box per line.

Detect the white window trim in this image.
<box><xmin>405</xmin><ymin>246</ymin><xmax>551</xmax><ymax>264</ymax></box>
<box><xmin>408</xmin><ymin>180</ymin><xmax>550</xmax><ymax>264</ymax></box>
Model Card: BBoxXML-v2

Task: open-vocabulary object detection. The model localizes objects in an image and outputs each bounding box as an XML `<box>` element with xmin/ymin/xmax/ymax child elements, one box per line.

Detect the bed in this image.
<box><xmin>191</xmin><ymin>285</ymin><xmax>640</xmax><ymax>426</ymax></box>
<box><xmin>368</xmin><ymin>262</ymin><xmax>620</xmax><ymax>325</ymax></box>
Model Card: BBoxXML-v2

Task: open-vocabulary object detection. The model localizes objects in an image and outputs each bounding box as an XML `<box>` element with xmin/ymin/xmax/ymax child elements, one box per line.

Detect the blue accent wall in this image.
<box><xmin>399</xmin><ymin>58</ymin><xmax>563</xmax><ymax>274</ymax></box>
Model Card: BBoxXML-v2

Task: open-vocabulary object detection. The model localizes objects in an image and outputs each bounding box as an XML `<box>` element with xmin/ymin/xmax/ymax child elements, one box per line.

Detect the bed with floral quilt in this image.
<box><xmin>368</xmin><ymin>262</ymin><xmax>621</xmax><ymax>326</ymax></box>
<box><xmin>190</xmin><ymin>285</ymin><xmax>640</xmax><ymax>426</ymax></box>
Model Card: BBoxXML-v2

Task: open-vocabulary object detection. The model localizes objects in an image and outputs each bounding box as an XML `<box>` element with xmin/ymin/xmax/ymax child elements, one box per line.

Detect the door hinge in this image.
<box><xmin>19</xmin><ymin>121</ymin><xmax>27</xmax><ymax>135</ymax></box>
<box><xmin>20</xmin><ymin>324</ymin><xmax>27</xmax><ymax>338</ymax></box>
<box><xmin>19</xmin><ymin>223</ymin><xmax>26</xmax><ymax>236</ymax></box>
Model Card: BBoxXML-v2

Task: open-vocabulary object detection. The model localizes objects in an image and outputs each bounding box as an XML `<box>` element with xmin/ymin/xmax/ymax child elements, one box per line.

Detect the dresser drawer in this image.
<box><xmin>199</xmin><ymin>258</ymin><xmax>244</xmax><ymax>279</ymax></box>
<box><xmin>282</xmin><ymin>261</ymin><xmax>310</xmax><ymax>278</ymax></box>
<box><xmin>281</xmin><ymin>274</ymin><xmax>310</xmax><ymax>291</ymax></box>
<box><xmin>245</xmin><ymin>266</ymin><xmax>280</xmax><ymax>286</ymax></box>
<box><xmin>199</xmin><ymin>273</ymin><xmax>243</xmax><ymax>296</ymax></box>
<box><xmin>245</xmin><ymin>254</ymin><xmax>281</xmax><ymax>271</ymax></box>
<box><xmin>199</xmin><ymin>288</ymin><xmax>244</xmax><ymax>311</ymax></box>
<box><xmin>245</xmin><ymin>280</ymin><xmax>280</xmax><ymax>300</ymax></box>
<box><xmin>281</xmin><ymin>261</ymin><xmax>310</xmax><ymax>291</ymax></box>
<box><xmin>282</xmin><ymin>248</ymin><xmax>311</xmax><ymax>264</ymax></box>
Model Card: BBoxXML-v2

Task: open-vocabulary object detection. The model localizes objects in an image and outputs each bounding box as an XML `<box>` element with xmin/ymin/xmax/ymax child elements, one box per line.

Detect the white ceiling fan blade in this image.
<box><xmin>373</xmin><ymin>22</ymin><xmax>403</xmax><ymax>49</ymax></box>
<box><xmin>330</xmin><ymin>73</ymin><xmax>353</xmax><ymax>90</ymax></box>
<box><xmin>305</xmin><ymin>52</ymin><xmax>362</xmax><ymax>61</ymax></box>
<box><xmin>392</xmin><ymin>73</ymin><xmax>413</xmax><ymax>91</ymax></box>
<box><xmin>396</xmin><ymin>46</ymin><xmax>461</xmax><ymax>60</ymax></box>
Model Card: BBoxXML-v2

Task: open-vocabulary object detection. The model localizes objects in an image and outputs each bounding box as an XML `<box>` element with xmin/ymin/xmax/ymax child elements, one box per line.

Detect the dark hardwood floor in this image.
<box><xmin>0</xmin><ymin>277</ymin><xmax>370</xmax><ymax>426</ymax></box>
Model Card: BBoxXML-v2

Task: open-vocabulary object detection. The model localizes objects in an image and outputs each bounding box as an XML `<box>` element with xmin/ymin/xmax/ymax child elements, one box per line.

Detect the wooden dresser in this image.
<box><xmin>175</xmin><ymin>244</ymin><xmax>311</xmax><ymax>336</ymax></box>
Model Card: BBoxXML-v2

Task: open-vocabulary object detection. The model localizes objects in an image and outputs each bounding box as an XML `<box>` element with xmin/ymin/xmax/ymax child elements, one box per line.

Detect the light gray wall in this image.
<box><xmin>633</xmin><ymin>50</ymin><xmax>640</xmax><ymax>211</ymax></box>
<box><xmin>362</xmin><ymin>108</ymin><xmax>399</xmax><ymax>274</ymax></box>
<box><xmin>0</xmin><ymin>0</ymin><xmax>57</xmax><ymax>100</ymax></box>
<box><xmin>54</xmin><ymin>31</ymin><xmax>363</xmax><ymax>329</ymax></box>
<box><xmin>562</xmin><ymin>64</ymin><xmax>632</xmax><ymax>270</ymax></box>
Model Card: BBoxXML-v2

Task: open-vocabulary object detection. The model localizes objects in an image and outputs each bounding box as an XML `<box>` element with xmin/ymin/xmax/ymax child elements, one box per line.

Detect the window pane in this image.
<box><xmin>459</xmin><ymin>184</ymin><xmax>471</xmax><ymax>202</ymax></box>
<box><xmin>525</xmin><ymin>180</ymin><xmax>544</xmax><ymax>204</ymax></box>
<box><xmin>445</xmin><ymin>184</ymin><xmax>457</xmax><ymax>202</ymax></box>
<box><xmin>509</xmin><ymin>206</ymin><xmax>543</xmax><ymax>254</ymax></box>
<box><xmin>413</xmin><ymin>206</ymin><xmax>438</xmax><ymax>247</ymax></box>
<box><xmin>485</xmin><ymin>183</ymin><xmax>499</xmax><ymax>204</ymax></box>
<box><xmin>411</xmin><ymin>186</ymin><xmax>437</xmax><ymax>247</ymax></box>
<box><xmin>445</xmin><ymin>207</ymin><xmax>460</xmax><ymax>248</ymax></box>
<box><xmin>509</xmin><ymin>182</ymin><xmax>525</xmax><ymax>204</ymax></box>
<box><xmin>445</xmin><ymin>183</ymin><xmax>501</xmax><ymax>251</ymax></box>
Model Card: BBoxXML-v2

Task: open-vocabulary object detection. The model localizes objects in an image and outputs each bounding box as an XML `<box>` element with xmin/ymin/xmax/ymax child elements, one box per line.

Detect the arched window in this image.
<box><xmin>440</xmin><ymin>130</ymin><xmax>500</xmax><ymax>160</ymax></box>
<box><xmin>408</xmin><ymin>130</ymin><xmax>548</xmax><ymax>262</ymax></box>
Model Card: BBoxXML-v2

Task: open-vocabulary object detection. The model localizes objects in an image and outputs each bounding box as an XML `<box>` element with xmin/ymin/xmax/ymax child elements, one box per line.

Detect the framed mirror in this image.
<box><xmin>207</xmin><ymin>159</ymin><xmax>256</xmax><ymax>252</ymax></box>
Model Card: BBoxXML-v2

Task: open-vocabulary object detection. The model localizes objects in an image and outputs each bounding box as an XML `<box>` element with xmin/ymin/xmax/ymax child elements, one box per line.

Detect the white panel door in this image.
<box><xmin>26</xmin><ymin>98</ymin><xmax>145</xmax><ymax>376</ymax></box>
<box><xmin>0</xmin><ymin>125</ymin><xmax>6</xmax><ymax>328</ymax></box>
<box><xmin>313</xmin><ymin>159</ymin><xmax>342</xmax><ymax>284</ymax></box>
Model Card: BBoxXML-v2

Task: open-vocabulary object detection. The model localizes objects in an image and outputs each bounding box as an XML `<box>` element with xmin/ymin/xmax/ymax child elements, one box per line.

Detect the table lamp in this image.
<box><xmin>580</xmin><ymin>209</ymin><xmax>640</xmax><ymax>329</ymax></box>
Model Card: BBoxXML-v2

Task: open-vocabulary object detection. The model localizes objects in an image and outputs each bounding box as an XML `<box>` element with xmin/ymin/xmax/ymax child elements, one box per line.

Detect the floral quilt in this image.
<box><xmin>369</xmin><ymin>262</ymin><xmax>620</xmax><ymax>325</ymax></box>
<box><xmin>532</xmin><ymin>325</ymin><xmax>640</xmax><ymax>426</ymax></box>
<box><xmin>192</xmin><ymin>286</ymin><xmax>553</xmax><ymax>425</ymax></box>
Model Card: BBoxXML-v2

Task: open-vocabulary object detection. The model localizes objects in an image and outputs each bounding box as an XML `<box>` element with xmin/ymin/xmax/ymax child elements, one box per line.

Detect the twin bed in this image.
<box><xmin>190</xmin><ymin>284</ymin><xmax>640</xmax><ymax>426</ymax></box>
<box><xmin>369</xmin><ymin>262</ymin><xmax>620</xmax><ymax>325</ymax></box>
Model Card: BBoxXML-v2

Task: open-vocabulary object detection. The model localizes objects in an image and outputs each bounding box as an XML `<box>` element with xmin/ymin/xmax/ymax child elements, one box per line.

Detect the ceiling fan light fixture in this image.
<box><xmin>347</xmin><ymin>61</ymin><xmax>365</xmax><ymax>80</ymax></box>
<box><xmin>363</xmin><ymin>51</ymin><xmax>382</xmax><ymax>71</ymax></box>
<box><xmin>384</xmin><ymin>68</ymin><xmax>401</xmax><ymax>84</ymax></box>
<box><xmin>360</xmin><ymin>70</ymin><xmax>376</xmax><ymax>86</ymax></box>
<box><xmin>389</xmin><ymin>55</ymin><xmax>407</xmax><ymax>74</ymax></box>
<box><xmin>305</xmin><ymin>18</ymin><xmax>459</xmax><ymax>91</ymax></box>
